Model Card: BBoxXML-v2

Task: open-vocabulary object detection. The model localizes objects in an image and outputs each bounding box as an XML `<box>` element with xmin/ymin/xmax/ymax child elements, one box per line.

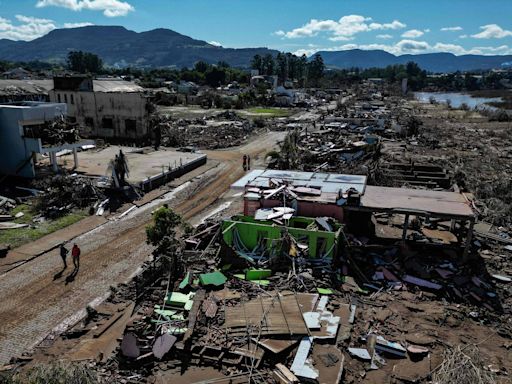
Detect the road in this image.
<box><xmin>0</xmin><ymin>131</ymin><xmax>284</xmax><ymax>365</ymax></box>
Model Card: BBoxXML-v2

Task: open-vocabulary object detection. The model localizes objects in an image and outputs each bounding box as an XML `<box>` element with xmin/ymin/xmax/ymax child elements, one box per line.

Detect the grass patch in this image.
<box><xmin>245</xmin><ymin>107</ymin><xmax>292</xmax><ymax>117</ymax></box>
<box><xmin>0</xmin><ymin>209</ymin><xmax>87</xmax><ymax>248</ymax></box>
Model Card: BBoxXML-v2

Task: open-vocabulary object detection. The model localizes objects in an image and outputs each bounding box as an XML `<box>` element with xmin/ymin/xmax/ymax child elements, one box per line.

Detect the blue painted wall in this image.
<box><xmin>0</xmin><ymin>102</ymin><xmax>67</xmax><ymax>178</ymax></box>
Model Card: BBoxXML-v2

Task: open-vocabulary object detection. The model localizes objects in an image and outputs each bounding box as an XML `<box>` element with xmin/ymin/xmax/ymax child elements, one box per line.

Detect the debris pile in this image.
<box><xmin>153</xmin><ymin>112</ymin><xmax>258</xmax><ymax>149</ymax></box>
<box><xmin>24</xmin><ymin>116</ymin><xmax>80</xmax><ymax>147</ymax></box>
<box><xmin>33</xmin><ymin>174</ymin><xmax>107</xmax><ymax>218</ymax></box>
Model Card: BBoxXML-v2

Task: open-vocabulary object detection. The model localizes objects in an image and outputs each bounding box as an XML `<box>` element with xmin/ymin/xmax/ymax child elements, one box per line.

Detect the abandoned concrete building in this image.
<box><xmin>0</xmin><ymin>102</ymin><xmax>89</xmax><ymax>178</ymax></box>
<box><xmin>48</xmin><ymin>77</ymin><xmax>152</xmax><ymax>140</ymax></box>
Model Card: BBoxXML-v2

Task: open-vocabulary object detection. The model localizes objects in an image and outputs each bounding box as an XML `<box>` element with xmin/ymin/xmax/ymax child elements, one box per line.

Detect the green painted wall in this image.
<box><xmin>222</xmin><ymin>216</ymin><xmax>341</xmax><ymax>258</ymax></box>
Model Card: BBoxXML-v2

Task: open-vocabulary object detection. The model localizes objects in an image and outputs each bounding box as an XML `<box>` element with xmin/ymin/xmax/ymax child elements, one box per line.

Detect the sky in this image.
<box><xmin>0</xmin><ymin>0</ymin><xmax>512</xmax><ymax>56</ymax></box>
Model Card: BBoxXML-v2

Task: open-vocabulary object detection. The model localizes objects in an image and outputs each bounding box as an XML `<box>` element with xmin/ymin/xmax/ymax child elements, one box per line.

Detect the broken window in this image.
<box><xmin>64</xmin><ymin>94</ymin><xmax>68</xmax><ymax>104</ymax></box>
<box><xmin>57</xmin><ymin>93</ymin><xmax>61</xmax><ymax>103</ymax></box>
<box><xmin>22</xmin><ymin>123</ymin><xmax>46</xmax><ymax>139</ymax></box>
<box><xmin>102</xmin><ymin>118</ymin><xmax>114</xmax><ymax>129</ymax></box>
<box><xmin>125</xmin><ymin>119</ymin><xmax>137</xmax><ymax>133</ymax></box>
<box><xmin>70</xmin><ymin>94</ymin><xmax>74</xmax><ymax>105</ymax></box>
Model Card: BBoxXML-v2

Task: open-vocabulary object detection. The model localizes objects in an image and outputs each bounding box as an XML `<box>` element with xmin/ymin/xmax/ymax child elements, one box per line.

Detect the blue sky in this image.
<box><xmin>1</xmin><ymin>0</ymin><xmax>512</xmax><ymax>56</ymax></box>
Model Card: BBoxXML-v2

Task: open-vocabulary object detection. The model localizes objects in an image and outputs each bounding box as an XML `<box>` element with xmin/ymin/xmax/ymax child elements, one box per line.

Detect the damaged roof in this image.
<box><xmin>356</xmin><ymin>185</ymin><xmax>475</xmax><ymax>219</ymax></box>
<box><xmin>232</xmin><ymin>169</ymin><xmax>367</xmax><ymax>195</ymax></box>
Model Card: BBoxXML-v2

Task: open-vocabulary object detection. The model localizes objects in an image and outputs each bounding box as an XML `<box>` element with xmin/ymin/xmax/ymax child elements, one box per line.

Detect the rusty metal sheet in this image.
<box><xmin>359</xmin><ymin>185</ymin><xmax>474</xmax><ymax>218</ymax></box>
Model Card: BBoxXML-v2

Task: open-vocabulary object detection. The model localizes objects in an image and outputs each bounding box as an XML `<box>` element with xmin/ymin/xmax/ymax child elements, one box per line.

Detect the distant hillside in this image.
<box><xmin>317</xmin><ymin>49</ymin><xmax>512</xmax><ymax>72</ymax></box>
<box><xmin>0</xmin><ymin>26</ymin><xmax>277</xmax><ymax>68</ymax></box>
<box><xmin>1</xmin><ymin>26</ymin><xmax>512</xmax><ymax>72</ymax></box>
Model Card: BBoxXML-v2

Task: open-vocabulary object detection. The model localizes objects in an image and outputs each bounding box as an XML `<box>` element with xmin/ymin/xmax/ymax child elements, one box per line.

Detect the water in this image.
<box><xmin>415</xmin><ymin>92</ymin><xmax>503</xmax><ymax>110</ymax></box>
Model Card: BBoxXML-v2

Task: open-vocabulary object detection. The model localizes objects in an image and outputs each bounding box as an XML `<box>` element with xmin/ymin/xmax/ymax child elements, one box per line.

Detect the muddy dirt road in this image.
<box><xmin>0</xmin><ymin>131</ymin><xmax>284</xmax><ymax>364</ymax></box>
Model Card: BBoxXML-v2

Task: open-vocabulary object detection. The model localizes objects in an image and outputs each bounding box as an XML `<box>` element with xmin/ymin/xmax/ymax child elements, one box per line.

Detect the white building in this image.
<box><xmin>48</xmin><ymin>77</ymin><xmax>152</xmax><ymax>140</ymax></box>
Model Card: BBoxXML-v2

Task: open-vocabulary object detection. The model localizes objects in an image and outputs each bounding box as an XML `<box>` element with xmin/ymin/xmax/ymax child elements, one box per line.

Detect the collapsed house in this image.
<box><xmin>48</xmin><ymin>77</ymin><xmax>153</xmax><ymax>140</ymax></box>
<box><xmin>0</xmin><ymin>79</ymin><xmax>52</xmax><ymax>104</ymax></box>
<box><xmin>0</xmin><ymin>102</ymin><xmax>92</xmax><ymax>178</ymax></box>
<box><xmin>233</xmin><ymin>169</ymin><xmax>475</xmax><ymax>258</ymax></box>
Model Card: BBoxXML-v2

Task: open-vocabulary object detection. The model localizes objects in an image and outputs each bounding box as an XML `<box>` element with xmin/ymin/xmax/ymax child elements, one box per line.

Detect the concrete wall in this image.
<box><xmin>0</xmin><ymin>102</ymin><xmax>67</xmax><ymax>178</ymax></box>
<box><xmin>49</xmin><ymin>90</ymin><xmax>150</xmax><ymax>139</ymax></box>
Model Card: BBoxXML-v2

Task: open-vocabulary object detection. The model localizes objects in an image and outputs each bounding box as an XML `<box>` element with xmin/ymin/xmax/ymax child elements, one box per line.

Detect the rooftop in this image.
<box><xmin>231</xmin><ymin>169</ymin><xmax>367</xmax><ymax>194</ymax></box>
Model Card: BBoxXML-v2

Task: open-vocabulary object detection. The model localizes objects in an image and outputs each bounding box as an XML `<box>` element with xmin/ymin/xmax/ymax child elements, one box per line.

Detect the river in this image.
<box><xmin>415</xmin><ymin>92</ymin><xmax>503</xmax><ymax>110</ymax></box>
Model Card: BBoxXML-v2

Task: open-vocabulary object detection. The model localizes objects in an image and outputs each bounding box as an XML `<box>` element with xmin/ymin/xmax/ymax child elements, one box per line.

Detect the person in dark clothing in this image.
<box><xmin>242</xmin><ymin>154</ymin><xmax>248</xmax><ymax>171</ymax></box>
<box><xmin>71</xmin><ymin>243</ymin><xmax>81</xmax><ymax>269</ymax></box>
<box><xmin>247</xmin><ymin>155</ymin><xmax>251</xmax><ymax>170</ymax></box>
<box><xmin>59</xmin><ymin>243</ymin><xmax>68</xmax><ymax>269</ymax></box>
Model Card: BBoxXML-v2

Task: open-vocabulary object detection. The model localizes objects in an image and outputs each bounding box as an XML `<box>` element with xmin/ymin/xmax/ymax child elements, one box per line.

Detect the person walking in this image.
<box><xmin>247</xmin><ymin>155</ymin><xmax>251</xmax><ymax>170</ymax></box>
<box><xmin>71</xmin><ymin>243</ymin><xmax>81</xmax><ymax>270</ymax></box>
<box><xmin>59</xmin><ymin>243</ymin><xmax>68</xmax><ymax>269</ymax></box>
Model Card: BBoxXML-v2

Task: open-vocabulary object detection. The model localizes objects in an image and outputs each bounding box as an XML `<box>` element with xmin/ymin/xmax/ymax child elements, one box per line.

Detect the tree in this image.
<box><xmin>205</xmin><ymin>67</ymin><xmax>226</xmax><ymax>87</ymax></box>
<box><xmin>146</xmin><ymin>206</ymin><xmax>183</xmax><ymax>257</ymax></box>
<box><xmin>262</xmin><ymin>54</ymin><xmax>275</xmax><ymax>76</ymax></box>
<box><xmin>251</xmin><ymin>54</ymin><xmax>263</xmax><ymax>74</ymax></box>
<box><xmin>307</xmin><ymin>54</ymin><xmax>325</xmax><ymax>86</ymax></box>
<box><xmin>194</xmin><ymin>60</ymin><xmax>210</xmax><ymax>73</ymax></box>
<box><xmin>276</xmin><ymin>52</ymin><xmax>287</xmax><ymax>82</ymax></box>
<box><xmin>67</xmin><ymin>51</ymin><xmax>103</xmax><ymax>73</ymax></box>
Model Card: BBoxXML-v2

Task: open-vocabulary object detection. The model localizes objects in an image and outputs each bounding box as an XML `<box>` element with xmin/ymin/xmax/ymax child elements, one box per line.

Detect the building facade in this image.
<box><xmin>0</xmin><ymin>102</ymin><xmax>87</xmax><ymax>178</ymax></box>
<box><xmin>48</xmin><ymin>77</ymin><xmax>152</xmax><ymax>140</ymax></box>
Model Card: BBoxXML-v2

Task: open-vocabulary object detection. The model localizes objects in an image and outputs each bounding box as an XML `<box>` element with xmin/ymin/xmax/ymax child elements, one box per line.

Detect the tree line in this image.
<box><xmin>250</xmin><ymin>52</ymin><xmax>325</xmax><ymax>86</ymax></box>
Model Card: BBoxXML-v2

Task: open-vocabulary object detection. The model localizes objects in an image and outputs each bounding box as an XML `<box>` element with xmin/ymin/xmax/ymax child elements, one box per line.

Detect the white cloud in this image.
<box><xmin>36</xmin><ymin>0</ymin><xmax>134</xmax><ymax>17</ymax></box>
<box><xmin>208</xmin><ymin>40</ymin><xmax>222</xmax><ymax>47</ymax></box>
<box><xmin>396</xmin><ymin>39</ymin><xmax>429</xmax><ymax>53</ymax></box>
<box><xmin>471</xmin><ymin>24</ymin><xmax>512</xmax><ymax>39</ymax></box>
<box><xmin>441</xmin><ymin>26</ymin><xmax>463</xmax><ymax>32</ymax></box>
<box><xmin>459</xmin><ymin>34</ymin><xmax>468</xmax><ymax>39</ymax></box>
<box><xmin>401</xmin><ymin>29</ymin><xmax>424</xmax><ymax>38</ymax></box>
<box><xmin>376</xmin><ymin>34</ymin><xmax>393</xmax><ymax>39</ymax></box>
<box><xmin>63</xmin><ymin>22</ymin><xmax>94</xmax><ymax>28</ymax></box>
<box><xmin>276</xmin><ymin>15</ymin><xmax>406</xmax><ymax>41</ymax></box>
<box><xmin>0</xmin><ymin>14</ymin><xmax>55</xmax><ymax>40</ymax></box>
<box><xmin>0</xmin><ymin>15</ymin><xmax>93</xmax><ymax>40</ymax></box>
<box><xmin>15</xmin><ymin>15</ymin><xmax>53</xmax><ymax>24</ymax></box>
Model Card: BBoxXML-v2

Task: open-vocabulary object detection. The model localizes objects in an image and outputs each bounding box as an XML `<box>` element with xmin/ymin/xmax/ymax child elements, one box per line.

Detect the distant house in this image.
<box><xmin>2</xmin><ymin>67</ymin><xmax>32</xmax><ymax>80</ymax></box>
<box><xmin>48</xmin><ymin>77</ymin><xmax>153</xmax><ymax>140</ymax></box>
<box><xmin>177</xmin><ymin>81</ymin><xmax>199</xmax><ymax>95</ymax></box>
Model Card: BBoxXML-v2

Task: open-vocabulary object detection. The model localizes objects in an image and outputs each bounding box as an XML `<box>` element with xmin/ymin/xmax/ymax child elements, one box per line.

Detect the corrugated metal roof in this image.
<box><xmin>92</xmin><ymin>79</ymin><xmax>144</xmax><ymax>93</ymax></box>
<box><xmin>0</xmin><ymin>79</ymin><xmax>53</xmax><ymax>96</ymax></box>
<box><xmin>0</xmin><ymin>79</ymin><xmax>144</xmax><ymax>95</ymax></box>
<box><xmin>359</xmin><ymin>185</ymin><xmax>474</xmax><ymax>218</ymax></box>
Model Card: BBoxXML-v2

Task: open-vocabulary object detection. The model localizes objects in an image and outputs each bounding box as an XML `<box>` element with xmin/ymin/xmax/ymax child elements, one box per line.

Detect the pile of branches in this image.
<box><xmin>432</xmin><ymin>345</ymin><xmax>496</xmax><ymax>384</ymax></box>
<box><xmin>34</xmin><ymin>175</ymin><xmax>105</xmax><ymax>219</ymax></box>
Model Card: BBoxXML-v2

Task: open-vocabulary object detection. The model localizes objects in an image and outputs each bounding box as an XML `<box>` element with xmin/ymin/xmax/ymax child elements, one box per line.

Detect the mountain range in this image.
<box><xmin>0</xmin><ymin>26</ymin><xmax>277</xmax><ymax>68</ymax></box>
<box><xmin>318</xmin><ymin>50</ymin><xmax>512</xmax><ymax>72</ymax></box>
<box><xmin>0</xmin><ymin>26</ymin><xmax>511</xmax><ymax>72</ymax></box>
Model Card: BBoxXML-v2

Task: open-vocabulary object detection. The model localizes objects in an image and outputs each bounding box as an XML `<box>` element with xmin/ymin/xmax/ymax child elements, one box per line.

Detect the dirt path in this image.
<box><xmin>0</xmin><ymin>131</ymin><xmax>284</xmax><ymax>365</ymax></box>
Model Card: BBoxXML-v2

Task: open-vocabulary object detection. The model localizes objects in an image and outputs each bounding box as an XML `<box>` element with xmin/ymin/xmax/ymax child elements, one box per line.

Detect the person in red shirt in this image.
<box><xmin>71</xmin><ymin>243</ymin><xmax>81</xmax><ymax>269</ymax></box>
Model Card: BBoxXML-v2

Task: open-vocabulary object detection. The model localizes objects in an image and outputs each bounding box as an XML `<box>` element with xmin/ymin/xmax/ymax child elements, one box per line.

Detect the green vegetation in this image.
<box><xmin>0</xmin><ymin>205</ymin><xmax>87</xmax><ymax>248</ymax></box>
<box><xmin>251</xmin><ymin>52</ymin><xmax>325</xmax><ymax>87</ymax></box>
<box><xmin>67</xmin><ymin>51</ymin><xmax>103</xmax><ymax>74</ymax></box>
<box><xmin>146</xmin><ymin>206</ymin><xmax>184</xmax><ymax>257</ymax></box>
<box><xmin>245</xmin><ymin>107</ymin><xmax>292</xmax><ymax>117</ymax></box>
